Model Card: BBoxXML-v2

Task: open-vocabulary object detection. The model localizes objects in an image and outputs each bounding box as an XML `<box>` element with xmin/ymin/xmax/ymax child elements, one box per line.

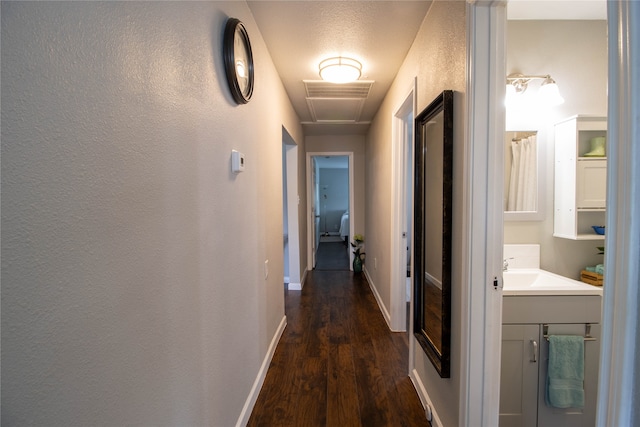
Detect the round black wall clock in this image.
<box><xmin>223</xmin><ymin>18</ymin><xmax>254</xmax><ymax>104</ymax></box>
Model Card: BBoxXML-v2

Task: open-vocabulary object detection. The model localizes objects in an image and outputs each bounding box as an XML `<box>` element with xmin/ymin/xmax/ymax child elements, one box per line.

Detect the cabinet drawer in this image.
<box><xmin>503</xmin><ymin>296</ymin><xmax>602</xmax><ymax>324</ymax></box>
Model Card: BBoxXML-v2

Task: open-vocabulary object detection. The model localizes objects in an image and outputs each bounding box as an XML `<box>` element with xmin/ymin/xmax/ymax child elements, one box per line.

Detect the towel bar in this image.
<box><xmin>543</xmin><ymin>323</ymin><xmax>597</xmax><ymax>342</ymax></box>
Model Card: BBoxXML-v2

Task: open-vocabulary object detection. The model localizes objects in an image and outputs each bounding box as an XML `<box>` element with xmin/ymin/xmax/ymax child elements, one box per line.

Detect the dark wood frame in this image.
<box><xmin>223</xmin><ymin>18</ymin><xmax>254</xmax><ymax>104</ymax></box>
<box><xmin>413</xmin><ymin>90</ymin><xmax>454</xmax><ymax>378</ymax></box>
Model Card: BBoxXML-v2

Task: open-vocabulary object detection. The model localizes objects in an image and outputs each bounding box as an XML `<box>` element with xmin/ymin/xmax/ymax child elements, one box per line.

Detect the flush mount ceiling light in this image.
<box><xmin>506</xmin><ymin>73</ymin><xmax>565</xmax><ymax>106</ymax></box>
<box><xmin>319</xmin><ymin>57</ymin><xmax>362</xmax><ymax>84</ymax></box>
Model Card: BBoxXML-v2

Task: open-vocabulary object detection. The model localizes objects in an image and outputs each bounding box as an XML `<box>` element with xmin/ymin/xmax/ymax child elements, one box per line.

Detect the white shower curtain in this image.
<box><xmin>507</xmin><ymin>135</ymin><xmax>537</xmax><ymax>211</ymax></box>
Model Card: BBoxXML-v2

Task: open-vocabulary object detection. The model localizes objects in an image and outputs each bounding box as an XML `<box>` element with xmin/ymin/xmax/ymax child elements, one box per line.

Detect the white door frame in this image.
<box><xmin>283</xmin><ymin>131</ymin><xmax>301</xmax><ymax>290</ymax></box>
<box><xmin>306</xmin><ymin>152</ymin><xmax>355</xmax><ymax>270</ymax></box>
<box><xmin>461</xmin><ymin>1</ymin><xmax>506</xmax><ymax>425</ymax></box>
<box><xmin>597</xmin><ymin>1</ymin><xmax>639</xmax><ymax>425</ymax></box>
<box><xmin>390</xmin><ymin>80</ymin><xmax>416</xmax><ymax>332</ymax></box>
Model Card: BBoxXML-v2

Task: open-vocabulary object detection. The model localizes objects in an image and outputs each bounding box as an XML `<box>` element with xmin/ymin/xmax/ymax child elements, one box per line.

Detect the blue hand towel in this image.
<box><xmin>545</xmin><ymin>335</ymin><xmax>585</xmax><ymax>408</ymax></box>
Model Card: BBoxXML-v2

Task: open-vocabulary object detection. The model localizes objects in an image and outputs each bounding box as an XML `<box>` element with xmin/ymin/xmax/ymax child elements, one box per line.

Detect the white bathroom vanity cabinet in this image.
<box><xmin>553</xmin><ymin>115</ymin><xmax>607</xmax><ymax>240</ymax></box>
<box><xmin>499</xmin><ymin>295</ymin><xmax>601</xmax><ymax>427</ymax></box>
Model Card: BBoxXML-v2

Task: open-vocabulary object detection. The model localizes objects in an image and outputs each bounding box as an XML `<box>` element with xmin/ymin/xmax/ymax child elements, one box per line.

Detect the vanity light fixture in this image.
<box><xmin>506</xmin><ymin>73</ymin><xmax>565</xmax><ymax>106</ymax></box>
<box><xmin>538</xmin><ymin>75</ymin><xmax>565</xmax><ymax>106</ymax></box>
<box><xmin>319</xmin><ymin>56</ymin><xmax>362</xmax><ymax>84</ymax></box>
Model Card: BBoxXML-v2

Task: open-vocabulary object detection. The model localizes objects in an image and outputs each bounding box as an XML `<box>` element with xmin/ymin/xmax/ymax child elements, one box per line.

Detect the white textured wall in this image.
<box><xmin>366</xmin><ymin>2</ymin><xmax>466</xmax><ymax>426</ymax></box>
<box><xmin>504</xmin><ymin>20</ymin><xmax>607</xmax><ymax>279</ymax></box>
<box><xmin>1</xmin><ymin>2</ymin><xmax>303</xmax><ymax>425</ymax></box>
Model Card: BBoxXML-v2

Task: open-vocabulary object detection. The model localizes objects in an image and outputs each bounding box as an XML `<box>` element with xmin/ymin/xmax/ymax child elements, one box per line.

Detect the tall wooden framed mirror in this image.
<box><xmin>413</xmin><ymin>90</ymin><xmax>453</xmax><ymax>378</ymax></box>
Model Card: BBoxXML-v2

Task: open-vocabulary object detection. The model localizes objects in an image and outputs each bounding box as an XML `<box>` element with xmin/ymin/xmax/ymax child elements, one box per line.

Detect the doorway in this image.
<box><xmin>314</xmin><ymin>155</ymin><xmax>350</xmax><ymax>270</ymax></box>
<box><xmin>307</xmin><ymin>152</ymin><xmax>355</xmax><ymax>271</ymax></box>
<box><xmin>282</xmin><ymin>128</ymin><xmax>301</xmax><ymax>290</ymax></box>
<box><xmin>391</xmin><ymin>84</ymin><xmax>415</xmax><ymax>333</ymax></box>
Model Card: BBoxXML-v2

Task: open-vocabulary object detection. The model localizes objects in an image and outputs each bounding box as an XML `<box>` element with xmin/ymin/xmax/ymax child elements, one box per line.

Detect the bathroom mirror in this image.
<box><xmin>504</xmin><ymin>130</ymin><xmax>544</xmax><ymax>221</ymax></box>
<box><xmin>413</xmin><ymin>90</ymin><xmax>453</xmax><ymax>378</ymax></box>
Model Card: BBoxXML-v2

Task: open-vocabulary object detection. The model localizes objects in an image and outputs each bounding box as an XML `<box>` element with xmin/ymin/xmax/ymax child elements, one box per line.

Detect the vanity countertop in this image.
<box><xmin>503</xmin><ymin>268</ymin><xmax>602</xmax><ymax>296</ymax></box>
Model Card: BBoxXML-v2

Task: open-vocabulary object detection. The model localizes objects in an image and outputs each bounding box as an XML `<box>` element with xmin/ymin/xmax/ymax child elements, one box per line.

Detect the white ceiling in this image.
<box><xmin>507</xmin><ymin>0</ymin><xmax>606</xmax><ymax>20</ymax></box>
<box><xmin>248</xmin><ymin>1</ymin><xmax>606</xmax><ymax>136</ymax></box>
<box><xmin>248</xmin><ymin>1</ymin><xmax>432</xmax><ymax>135</ymax></box>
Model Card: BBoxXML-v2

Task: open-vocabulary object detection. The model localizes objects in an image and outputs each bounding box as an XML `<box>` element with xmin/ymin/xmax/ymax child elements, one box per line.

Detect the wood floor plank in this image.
<box><xmin>353</xmin><ymin>354</ymin><xmax>392</xmax><ymax>426</ymax></box>
<box><xmin>293</xmin><ymin>357</ymin><xmax>327</xmax><ymax>426</ymax></box>
<box><xmin>247</xmin><ymin>270</ymin><xmax>430</xmax><ymax>426</ymax></box>
<box><xmin>327</xmin><ymin>343</ymin><xmax>361</xmax><ymax>427</ymax></box>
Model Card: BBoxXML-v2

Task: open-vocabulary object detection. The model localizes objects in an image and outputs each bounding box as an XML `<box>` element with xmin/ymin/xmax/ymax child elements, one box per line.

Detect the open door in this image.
<box><xmin>282</xmin><ymin>128</ymin><xmax>301</xmax><ymax>289</ymax></box>
<box><xmin>310</xmin><ymin>157</ymin><xmax>319</xmax><ymax>269</ymax></box>
<box><xmin>391</xmin><ymin>85</ymin><xmax>415</xmax><ymax>332</ymax></box>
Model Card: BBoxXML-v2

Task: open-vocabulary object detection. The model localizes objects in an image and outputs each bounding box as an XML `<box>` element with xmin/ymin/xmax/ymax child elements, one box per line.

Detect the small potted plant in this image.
<box><xmin>351</xmin><ymin>234</ymin><xmax>365</xmax><ymax>273</ymax></box>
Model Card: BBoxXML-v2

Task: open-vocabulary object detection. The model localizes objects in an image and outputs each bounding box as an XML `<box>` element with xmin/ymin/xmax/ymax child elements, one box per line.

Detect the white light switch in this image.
<box><xmin>232</xmin><ymin>150</ymin><xmax>245</xmax><ymax>173</ymax></box>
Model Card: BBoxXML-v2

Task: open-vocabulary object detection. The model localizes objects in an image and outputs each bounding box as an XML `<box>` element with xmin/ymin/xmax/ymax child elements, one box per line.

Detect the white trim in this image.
<box><xmin>288</xmin><ymin>282</ymin><xmax>301</xmax><ymax>291</ymax></box>
<box><xmin>390</xmin><ymin>80</ymin><xmax>416</xmax><ymax>332</ymax></box>
<box><xmin>410</xmin><ymin>368</ymin><xmax>444</xmax><ymax>427</ymax></box>
<box><xmin>306</xmin><ymin>152</ymin><xmax>355</xmax><ymax>270</ymax></box>
<box><xmin>597</xmin><ymin>1</ymin><xmax>640</xmax><ymax>425</ymax></box>
<box><xmin>363</xmin><ymin>266</ymin><xmax>392</xmax><ymax>328</ymax></box>
<box><xmin>284</xmin><ymin>141</ymin><xmax>301</xmax><ymax>286</ymax></box>
<box><xmin>424</xmin><ymin>271</ymin><xmax>442</xmax><ymax>290</ymax></box>
<box><xmin>461</xmin><ymin>1</ymin><xmax>506</xmax><ymax>426</ymax></box>
<box><xmin>235</xmin><ymin>315</ymin><xmax>287</xmax><ymax>427</ymax></box>
<box><xmin>289</xmin><ymin>267</ymin><xmax>308</xmax><ymax>291</ymax></box>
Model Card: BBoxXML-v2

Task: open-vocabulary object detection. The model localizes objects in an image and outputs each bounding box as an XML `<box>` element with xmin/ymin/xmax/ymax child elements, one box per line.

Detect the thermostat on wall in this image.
<box><xmin>231</xmin><ymin>150</ymin><xmax>245</xmax><ymax>173</ymax></box>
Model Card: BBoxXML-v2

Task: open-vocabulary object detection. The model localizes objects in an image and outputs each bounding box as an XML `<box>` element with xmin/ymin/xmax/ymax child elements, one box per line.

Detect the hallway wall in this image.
<box><xmin>365</xmin><ymin>2</ymin><xmax>466</xmax><ymax>426</ymax></box>
<box><xmin>1</xmin><ymin>2</ymin><xmax>303</xmax><ymax>425</ymax></box>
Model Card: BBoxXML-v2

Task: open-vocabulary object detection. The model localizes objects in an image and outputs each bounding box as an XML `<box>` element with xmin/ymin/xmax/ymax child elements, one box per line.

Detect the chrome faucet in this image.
<box><xmin>503</xmin><ymin>257</ymin><xmax>515</xmax><ymax>271</ymax></box>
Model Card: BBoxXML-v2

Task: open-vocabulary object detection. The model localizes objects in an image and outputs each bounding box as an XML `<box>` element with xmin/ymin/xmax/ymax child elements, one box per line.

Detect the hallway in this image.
<box><xmin>247</xmin><ymin>270</ymin><xmax>429</xmax><ymax>426</ymax></box>
<box><xmin>314</xmin><ymin>238</ymin><xmax>350</xmax><ymax>271</ymax></box>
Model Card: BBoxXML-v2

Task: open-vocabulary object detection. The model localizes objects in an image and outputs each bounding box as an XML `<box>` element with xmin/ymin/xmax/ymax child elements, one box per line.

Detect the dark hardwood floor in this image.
<box><xmin>247</xmin><ymin>270</ymin><xmax>430</xmax><ymax>427</ymax></box>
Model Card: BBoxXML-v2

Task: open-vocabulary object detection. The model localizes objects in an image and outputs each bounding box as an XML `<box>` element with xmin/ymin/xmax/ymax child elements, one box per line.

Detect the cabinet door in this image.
<box><xmin>537</xmin><ymin>324</ymin><xmax>600</xmax><ymax>427</ymax></box>
<box><xmin>576</xmin><ymin>160</ymin><xmax>607</xmax><ymax>208</ymax></box>
<box><xmin>500</xmin><ymin>325</ymin><xmax>540</xmax><ymax>427</ymax></box>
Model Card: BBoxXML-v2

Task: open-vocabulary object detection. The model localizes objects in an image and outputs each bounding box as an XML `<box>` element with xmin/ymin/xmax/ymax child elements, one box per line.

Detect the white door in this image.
<box><xmin>391</xmin><ymin>86</ymin><xmax>415</xmax><ymax>332</ymax></box>
<box><xmin>283</xmin><ymin>130</ymin><xmax>301</xmax><ymax>289</ymax></box>
<box><xmin>310</xmin><ymin>157</ymin><xmax>319</xmax><ymax>268</ymax></box>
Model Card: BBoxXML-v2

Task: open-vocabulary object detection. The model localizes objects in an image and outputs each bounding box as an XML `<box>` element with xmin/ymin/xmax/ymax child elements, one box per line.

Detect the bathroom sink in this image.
<box><xmin>503</xmin><ymin>268</ymin><xmax>602</xmax><ymax>296</ymax></box>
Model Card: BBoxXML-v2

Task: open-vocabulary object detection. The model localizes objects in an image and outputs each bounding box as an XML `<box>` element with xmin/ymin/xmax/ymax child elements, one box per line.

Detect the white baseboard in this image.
<box><xmin>410</xmin><ymin>368</ymin><xmax>443</xmax><ymax>427</ymax></box>
<box><xmin>363</xmin><ymin>266</ymin><xmax>392</xmax><ymax>329</ymax></box>
<box><xmin>288</xmin><ymin>268</ymin><xmax>307</xmax><ymax>291</ymax></box>
<box><xmin>288</xmin><ymin>282</ymin><xmax>301</xmax><ymax>290</ymax></box>
<box><xmin>235</xmin><ymin>315</ymin><xmax>287</xmax><ymax>427</ymax></box>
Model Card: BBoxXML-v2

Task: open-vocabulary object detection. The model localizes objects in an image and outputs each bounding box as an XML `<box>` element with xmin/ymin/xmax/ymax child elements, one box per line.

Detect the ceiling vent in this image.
<box><xmin>303</xmin><ymin>80</ymin><xmax>374</xmax><ymax>123</ymax></box>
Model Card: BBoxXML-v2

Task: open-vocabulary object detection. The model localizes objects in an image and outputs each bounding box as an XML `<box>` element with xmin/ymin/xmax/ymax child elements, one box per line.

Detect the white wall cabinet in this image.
<box><xmin>553</xmin><ymin>116</ymin><xmax>607</xmax><ymax>240</ymax></box>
